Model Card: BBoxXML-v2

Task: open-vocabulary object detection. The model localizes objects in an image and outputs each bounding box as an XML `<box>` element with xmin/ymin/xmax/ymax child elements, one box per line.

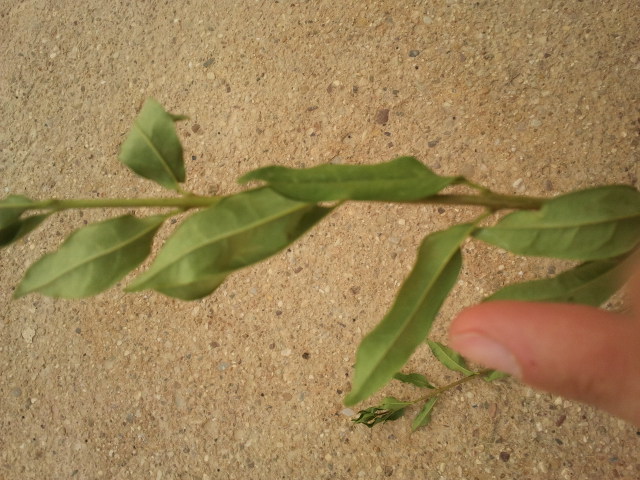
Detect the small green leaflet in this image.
<box><xmin>0</xmin><ymin>195</ymin><xmax>49</xmax><ymax>247</ymax></box>
<box><xmin>474</xmin><ymin>186</ymin><xmax>640</xmax><ymax>260</ymax></box>
<box><xmin>393</xmin><ymin>372</ymin><xmax>435</xmax><ymax>389</ymax></box>
<box><xmin>239</xmin><ymin>156</ymin><xmax>460</xmax><ymax>202</ymax></box>
<box><xmin>119</xmin><ymin>98</ymin><xmax>187</xmax><ymax>191</ymax></box>
<box><xmin>15</xmin><ymin>214</ymin><xmax>167</xmax><ymax>298</ymax></box>
<box><xmin>427</xmin><ymin>340</ymin><xmax>475</xmax><ymax>376</ymax></box>
<box><xmin>483</xmin><ymin>370</ymin><xmax>508</xmax><ymax>382</ymax></box>
<box><xmin>411</xmin><ymin>397</ymin><xmax>438</xmax><ymax>431</ymax></box>
<box><xmin>344</xmin><ymin>222</ymin><xmax>474</xmax><ymax>406</ymax></box>
<box><xmin>127</xmin><ymin>188</ymin><xmax>332</xmax><ymax>300</ymax></box>
<box><xmin>486</xmin><ymin>256</ymin><xmax>630</xmax><ymax>306</ymax></box>
<box><xmin>352</xmin><ymin>397</ymin><xmax>411</xmax><ymax>428</ymax></box>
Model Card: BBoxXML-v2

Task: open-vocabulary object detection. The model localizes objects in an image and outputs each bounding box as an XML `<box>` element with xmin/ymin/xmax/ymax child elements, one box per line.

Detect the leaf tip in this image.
<box><xmin>343</xmin><ymin>392</ymin><xmax>359</xmax><ymax>407</ymax></box>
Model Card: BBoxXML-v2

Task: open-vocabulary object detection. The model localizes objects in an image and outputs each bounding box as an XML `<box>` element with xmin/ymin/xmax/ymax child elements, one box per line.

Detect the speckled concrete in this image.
<box><xmin>1</xmin><ymin>1</ymin><xmax>639</xmax><ymax>479</ymax></box>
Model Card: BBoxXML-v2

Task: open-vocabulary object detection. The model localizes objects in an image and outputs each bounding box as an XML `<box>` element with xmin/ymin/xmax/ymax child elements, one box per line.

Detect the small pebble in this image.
<box><xmin>499</xmin><ymin>451</ymin><xmax>510</xmax><ymax>462</ymax></box>
<box><xmin>374</xmin><ymin>108</ymin><xmax>390</xmax><ymax>125</ymax></box>
<box><xmin>408</xmin><ymin>50</ymin><xmax>420</xmax><ymax>57</ymax></box>
<box><xmin>428</xmin><ymin>138</ymin><xmax>440</xmax><ymax>148</ymax></box>
<box><xmin>512</xmin><ymin>178</ymin><xmax>525</xmax><ymax>191</ymax></box>
<box><xmin>22</xmin><ymin>327</ymin><xmax>36</xmax><ymax>343</ymax></box>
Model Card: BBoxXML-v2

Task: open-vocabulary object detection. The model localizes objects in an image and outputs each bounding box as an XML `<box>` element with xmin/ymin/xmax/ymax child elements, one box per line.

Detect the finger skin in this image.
<box><xmin>450</xmin><ymin>301</ymin><xmax>640</xmax><ymax>426</ymax></box>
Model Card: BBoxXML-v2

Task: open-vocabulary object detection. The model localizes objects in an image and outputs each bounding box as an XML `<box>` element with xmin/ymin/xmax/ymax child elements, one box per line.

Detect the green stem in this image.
<box><xmin>1</xmin><ymin>192</ymin><xmax>545</xmax><ymax>213</ymax></box>
<box><xmin>417</xmin><ymin>193</ymin><xmax>545</xmax><ymax>211</ymax></box>
<box><xmin>13</xmin><ymin>195</ymin><xmax>221</xmax><ymax>212</ymax></box>
<box><xmin>413</xmin><ymin>369</ymin><xmax>494</xmax><ymax>404</ymax></box>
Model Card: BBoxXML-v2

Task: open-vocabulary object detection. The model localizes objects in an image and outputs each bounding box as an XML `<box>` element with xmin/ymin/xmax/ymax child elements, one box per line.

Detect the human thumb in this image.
<box><xmin>449</xmin><ymin>301</ymin><xmax>640</xmax><ymax>426</ymax></box>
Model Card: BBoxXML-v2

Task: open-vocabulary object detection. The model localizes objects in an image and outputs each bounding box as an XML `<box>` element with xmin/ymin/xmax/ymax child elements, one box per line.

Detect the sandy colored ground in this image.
<box><xmin>1</xmin><ymin>1</ymin><xmax>639</xmax><ymax>479</ymax></box>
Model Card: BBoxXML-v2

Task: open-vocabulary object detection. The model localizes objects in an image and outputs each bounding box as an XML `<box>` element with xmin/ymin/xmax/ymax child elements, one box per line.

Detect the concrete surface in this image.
<box><xmin>1</xmin><ymin>1</ymin><xmax>639</xmax><ymax>478</ymax></box>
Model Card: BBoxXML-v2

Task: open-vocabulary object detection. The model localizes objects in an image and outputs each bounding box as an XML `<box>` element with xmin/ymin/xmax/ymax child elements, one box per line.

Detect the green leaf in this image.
<box><xmin>15</xmin><ymin>214</ymin><xmax>167</xmax><ymax>298</ymax></box>
<box><xmin>393</xmin><ymin>372</ymin><xmax>435</xmax><ymax>389</ymax></box>
<box><xmin>1</xmin><ymin>214</ymin><xmax>50</xmax><ymax>247</ymax></box>
<box><xmin>486</xmin><ymin>256</ymin><xmax>630</xmax><ymax>306</ymax></box>
<box><xmin>483</xmin><ymin>370</ymin><xmax>508</xmax><ymax>382</ymax></box>
<box><xmin>239</xmin><ymin>156</ymin><xmax>459</xmax><ymax>202</ymax></box>
<box><xmin>352</xmin><ymin>397</ymin><xmax>410</xmax><ymax>428</ymax></box>
<box><xmin>475</xmin><ymin>186</ymin><xmax>640</xmax><ymax>260</ymax></box>
<box><xmin>127</xmin><ymin>188</ymin><xmax>332</xmax><ymax>300</ymax></box>
<box><xmin>1</xmin><ymin>195</ymin><xmax>31</xmax><ymax>239</ymax></box>
<box><xmin>352</xmin><ymin>407</ymin><xmax>384</xmax><ymax>427</ymax></box>
<box><xmin>411</xmin><ymin>397</ymin><xmax>438</xmax><ymax>431</ymax></box>
<box><xmin>427</xmin><ymin>340</ymin><xmax>475</xmax><ymax>376</ymax></box>
<box><xmin>118</xmin><ymin>98</ymin><xmax>187</xmax><ymax>191</ymax></box>
<box><xmin>344</xmin><ymin>222</ymin><xmax>474</xmax><ymax>406</ymax></box>
<box><xmin>0</xmin><ymin>195</ymin><xmax>49</xmax><ymax>247</ymax></box>
<box><xmin>380</xmin><ymin>396</ymin><xmax>413</xmax><ymax>410</ymax></box>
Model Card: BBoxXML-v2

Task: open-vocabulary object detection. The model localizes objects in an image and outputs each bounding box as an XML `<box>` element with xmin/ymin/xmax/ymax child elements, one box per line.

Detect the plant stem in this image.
<box><xmin>414</xmin><ymin>369</ymin><xmax>494</xmax><ymax>404</ymax></box>
<box><xmin>418</xmin><ymin>192</ymin><xmax>545</xmax><ymax>211</ymax></box>
<box><xmin>11</xmin><ymin>196</ymin><xmax>221</xmax><ymax>212</ymax></box>
<box><xmin>2</xmin><ymin>192</ymin><xmax>546</xmax><ymax>212</ymax></box>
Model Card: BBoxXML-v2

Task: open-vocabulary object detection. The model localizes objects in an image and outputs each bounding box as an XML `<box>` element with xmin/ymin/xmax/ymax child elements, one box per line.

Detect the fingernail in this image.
<box><xmin>451</xmin><ymin>333</ymin><xmax>522</xmax><ymax>378</ymax></box>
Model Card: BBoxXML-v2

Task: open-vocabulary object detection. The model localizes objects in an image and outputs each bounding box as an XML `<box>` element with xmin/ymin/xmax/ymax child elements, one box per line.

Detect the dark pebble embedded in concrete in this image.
<box><xmin>375</xmin><ymin>108</ymin><xmax>390</xmax><ymax>124</ymax></box>
<box><xmin>409</xmin><ymin>50</ymin><xmax>420</xmax><ymax>57</ymax></box>
<box><xmin>499</xmin><ymin>452</ymin><xmax>510</xmax><ymax>462</ymax></box>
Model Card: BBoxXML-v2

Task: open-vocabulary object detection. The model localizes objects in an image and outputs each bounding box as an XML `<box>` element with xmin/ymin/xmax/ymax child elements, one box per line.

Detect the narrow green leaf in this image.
<box><xmin>1</xmin><ymin>214</ymin><xmax>50</xmax><ymax>247</ymax></box>
<box><xmin>411</xmin><ymin>397</ymin><xmax>438</xmax><ymax>431</ymax></box>
<box><xmin>486</xmin><ymin>256</ymin><xmax>630</xmax><ymax>306</ymax></box>
<box><xmin>239</xmin><ymin>156</ymin><xmax>459</xmax><ymax>202</ymax></box>
<box><xmin>127</xmin><ymin>188</ymin><xmax>332</xmax><ymax>300</ymax></box>
<box><xmin>344</xmin><ymin>222</ymin><xmax>474</xmax><ymax>406</ymax></box>
<box><xmin>483</xmin><ymin>370</ymin><xmax>508</xmax><ymax>382</ymax></box>
<box><xmin>393</xmin><ymin>372</ymin><xmax>435</xmax><ymax>389</ymax></box>
<box><xmin>353</xmin><ymin>397</ymin><xmax>410</xmax><ymax>428</ymax></box>
<box><xmin>1</xmin><ymin>195</ymin><xmax>32</xmax><ymax>240</ymax></box>
<box><xmin>14</xmin><ymin>214</ymin><xmax>167</xmax><ymax>298</ymax></box>
<box><xmin>380</xmin><ymin>396</ymin><xmax>413</xmax><ymax>411</ymax></box>
<box><xmin>118</xmin><ymin>98</ymin><xmax>187</xmax><ymax>191</ymax></box>
<box><xmin>352</xmin><ymin>407</ymin><xmax>383</xmax><ymax>427</ymax></box>
<box><xmin>0</xmin><ymin>195</ymin><xmax>50</xmax><ymax>247</ymax></box>
<box><xmin>475</xmin><ymin>186</ymin><xmax>640</xmax><ymax>260</ymax></box>
<box><xmin>427</xmin><ymin>340</ymin><xmax>475</xmax><ymax>376</ymax></box>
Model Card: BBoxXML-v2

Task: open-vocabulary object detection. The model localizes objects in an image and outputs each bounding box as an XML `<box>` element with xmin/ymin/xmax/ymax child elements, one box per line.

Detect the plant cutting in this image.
<box><xmin>2</xmin><ymin>99</ymin><xmax>639</xmax><ymax>430</ymax></box>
